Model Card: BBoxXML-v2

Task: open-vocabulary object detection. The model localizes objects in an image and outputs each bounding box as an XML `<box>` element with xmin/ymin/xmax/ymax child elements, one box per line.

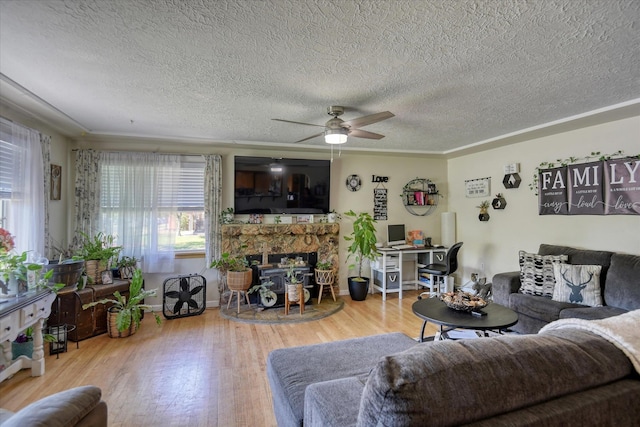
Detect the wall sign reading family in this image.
<box><xmin>538</xmin><ymin>157</ymin><xmax>640</xmax><ymax>215</ymax></box>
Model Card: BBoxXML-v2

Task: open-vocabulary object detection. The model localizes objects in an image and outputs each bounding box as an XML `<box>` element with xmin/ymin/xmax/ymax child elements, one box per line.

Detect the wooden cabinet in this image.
<box><xmin>50</xmin><ymin>280</ymin><xmax>131</xmax><ymax>341</ymax></box>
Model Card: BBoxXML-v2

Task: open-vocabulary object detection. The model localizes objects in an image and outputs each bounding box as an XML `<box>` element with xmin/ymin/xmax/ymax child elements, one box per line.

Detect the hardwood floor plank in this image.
<box><xmin>0</xmin><ymin>290</ymin><xmax>435</xmax><ymax>426</ymax></box>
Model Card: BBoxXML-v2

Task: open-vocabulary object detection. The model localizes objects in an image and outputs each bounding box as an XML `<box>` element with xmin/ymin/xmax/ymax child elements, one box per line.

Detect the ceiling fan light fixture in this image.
<box><xmin>324</xmin><ymin>128</ymin><xmax>348</xmax><ymax>144</ymax></box>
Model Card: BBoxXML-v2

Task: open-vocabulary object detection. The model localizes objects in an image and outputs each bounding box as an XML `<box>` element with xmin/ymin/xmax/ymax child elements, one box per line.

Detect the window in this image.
<box><xmin>170</xmin><ymin>160</ymin><xmax>206</xmax><ymax>252</ymax></box>
<box><xmin>98</xmin><ymin>153</ymin><xmax>205</xmax><ymax>273</ymax></box>
<box><xmin>0</xmin><ymin>117</ymin><xmax>45</xmax><ymax>255</ymax></box>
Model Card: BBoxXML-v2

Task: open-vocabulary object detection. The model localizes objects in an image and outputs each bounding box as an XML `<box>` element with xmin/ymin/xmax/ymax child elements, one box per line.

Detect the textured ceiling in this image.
<box><xmin>0</xmin><ymin>0</ymin><xmax>639</xmax><ymax>154</ymax></box>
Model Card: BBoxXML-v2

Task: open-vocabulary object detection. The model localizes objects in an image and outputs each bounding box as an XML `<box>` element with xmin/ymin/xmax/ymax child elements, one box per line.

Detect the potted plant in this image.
<box><xmin>326</xmin><ymin>210</ymin><xmax>341</xmax><ymax>223</ymax></box>
<box><xmin>220</xmin><ymin>207</ymin><xmax>235</xmax><ymax>224</ymax></box>
<box><xmin>343</xmin><ymin>210</ymin><xmax>379</xmax><ymax>301</ymax></box>
<box><xmin>284</xmin><ymin>263</ymin><xmax>308</xmax><ymax>311</ymax></box>
<box><xmin>116</xmin><ymin>256</ymin><xmax>138</xmax><ymax>279</ymax></box>
<box><xmin>315</xmin><ymin>259</ymin><xmax>336</xmax><ymax>303</ymax></box>
<box><xmin>11</xmin><ymin>327</ymin><xmax>58</xmax><ymax>360</ymax></box>
<box><xmin>75</xmin><ymin>232</ymin><xmax>122</xmax><ymax>284</ymax></box>
<box><xmin>477</xmin><ymin>201</ymin><xmax>490</xmax><ymax>222</ymax></box>
<box><xmin>210</xmin><ymin>251</ymin><xmax>252</xmax><ymax>292</ymax></box>
<box><xmin>248</xmin><ymin>280</ymin><xmax>277</xmax><ymax>308</ymax></box>
<box><xmin>82</xmin><ymin>269</ymin><xmax>161</xmax><ymax>338</ymax></box>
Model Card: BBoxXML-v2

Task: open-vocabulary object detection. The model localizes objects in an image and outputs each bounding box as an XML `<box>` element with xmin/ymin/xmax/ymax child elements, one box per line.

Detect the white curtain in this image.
<box><xmin>40</xmin><ymin>134</ymin><xmax>51</xmax><ymax>258</ymax></box>
<box><xmin>7</xmin><ymin>122</ymin><xmax>45</xmax><ymax>257</ymax></box>
<box><xmin>204</xmin><ymin>154</ymin><xmax>222</xmax><ymax>266</ymax></box>
<box><xmin>98</xmin><ymin>152</ymin><xmax>180</xmax><ymax>273</ymax></box>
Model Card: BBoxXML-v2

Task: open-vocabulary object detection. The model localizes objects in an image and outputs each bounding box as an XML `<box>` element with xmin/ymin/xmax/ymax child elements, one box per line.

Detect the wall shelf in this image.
<box><xmin>402</xmin><ymin>178</ymin><xmax>440</xmax><ymax>216</ymax></box>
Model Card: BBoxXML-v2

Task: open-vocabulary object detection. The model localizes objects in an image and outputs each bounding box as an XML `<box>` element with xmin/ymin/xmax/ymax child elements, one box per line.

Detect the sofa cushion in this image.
<box><xmin>604</xmin><ymin>254</ymin><xmax>640</xmax><ymax>310</ymax></box>
<box><xmin>519</xmin><ymin>250</ymin><xmax>568</xmax><ymax>297</ymax></box>
<box><xmin>552</xmin><ymin>264</ymin><xmax>602</xmax><ymax>306</ymax></box>
<box><xmin>356</xmin><ymin>329</ymin><xmax>633</xmax><ymax>427</ymax></box>
<box><xmin>266</xmin><ymin>332</ymin><xmax>417</xmax><ymax>427</ymax></box>
<box><xmin>0</xmin><ymin>385</ymin><xmax>104</xmax><ymax>427</ymax></box>
<box><xmin>509</xmin><ymin>292</ymin><xmax>579</xmax><ymax>323</ymax></box>
<box><xmin>560</xmin><ymin>305</ymin><xmax>628</xmax><ymax>320</ymax></box>
<box><xmin>539</xmin><ymin>244</ymin><xmax>613</xmax><ymax>289</ymax></box>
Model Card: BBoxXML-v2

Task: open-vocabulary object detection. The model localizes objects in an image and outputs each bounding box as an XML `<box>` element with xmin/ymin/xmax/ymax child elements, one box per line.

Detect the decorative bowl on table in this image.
<box><xmin>440</xmin><ymin>291</ymin><xmax>488</xmax><ymax>312</ymax></box>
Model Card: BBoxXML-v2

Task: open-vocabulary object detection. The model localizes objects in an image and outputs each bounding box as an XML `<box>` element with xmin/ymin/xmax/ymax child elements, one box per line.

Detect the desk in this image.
<box><xmin>371</xmin><ymin>247</ymin><xmax>447</xmax><ymax>300</ymax></box>
<box><xmin>0</xmin><ymin>290</ymin><xmax>56</xmax><ymax>383</ymax></box>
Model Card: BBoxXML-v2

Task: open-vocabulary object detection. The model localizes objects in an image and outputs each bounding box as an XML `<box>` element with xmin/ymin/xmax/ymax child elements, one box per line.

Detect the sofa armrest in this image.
<box><xmin>492</xmin><ymin>271</ymin><xmax>521</xmax><ymax>306</ymax></box>
<box><xmin>1</xmin><ymin>386</ymin><xmax>107</xmax><ymax>427</ymax></box>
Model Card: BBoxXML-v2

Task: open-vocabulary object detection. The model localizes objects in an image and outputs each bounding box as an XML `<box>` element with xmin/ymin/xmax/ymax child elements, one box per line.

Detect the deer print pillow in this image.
<box><xmin>552</xmin><ymin>264</ymin><xmax>603</xmax><ymax>306</ymax></box>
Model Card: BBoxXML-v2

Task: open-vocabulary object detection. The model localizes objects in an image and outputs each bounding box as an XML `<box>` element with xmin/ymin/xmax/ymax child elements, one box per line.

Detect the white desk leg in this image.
<box><xmin>398</xmin><ymin>252</ymin><xmax>403</xmax><ymax>299</ymax></box>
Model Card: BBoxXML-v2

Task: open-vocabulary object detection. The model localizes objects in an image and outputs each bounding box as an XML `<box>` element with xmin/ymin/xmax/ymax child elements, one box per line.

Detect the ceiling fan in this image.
<box><xmin>272</xmin><ymin>106</ymin><xmax>395</xmax><ymax>144</ymax></box>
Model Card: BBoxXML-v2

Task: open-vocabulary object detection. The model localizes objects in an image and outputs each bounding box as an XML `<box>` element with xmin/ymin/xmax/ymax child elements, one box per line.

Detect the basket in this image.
<box><xmin>314</xmin><ymin>269</ymin><xmax>335</xmax><ymax>286</ymax></box>
<box><xmin>85</xmin><ymin>260</ymin><xmax>108</xmax><ymax>285</ymax></box>
<box><xmin>226</xmin><ymin>269</ymin><xmax>252</xmax><ymax>291</ymax></box>
<box><xmin>43</xmin><ymin>260</ymin><xmax>85</xmax><ymax>291</ymax></box>
<box><xmin>107</xmin><ymin>307</ymin><xmax>137</xmax><ymax>338</ymax></box>
<box><xmin>440</xmin><ymin>291</ymin><xmax>488</xmax><ymax>312</ymax></box>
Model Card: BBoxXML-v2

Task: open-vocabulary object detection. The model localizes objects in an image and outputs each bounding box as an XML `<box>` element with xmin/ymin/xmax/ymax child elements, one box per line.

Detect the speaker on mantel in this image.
<box><xmin>441</xmin><ymin>212</ymin><xmax>456</xmax><ymax>248</ymax></box>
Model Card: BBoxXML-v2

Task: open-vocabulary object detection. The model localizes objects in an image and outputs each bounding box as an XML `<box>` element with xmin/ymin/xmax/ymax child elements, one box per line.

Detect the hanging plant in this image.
<box><xmin>477</xmin><ymin>201</ymin><xmax>490</xmax><ymax>222</ymax></box>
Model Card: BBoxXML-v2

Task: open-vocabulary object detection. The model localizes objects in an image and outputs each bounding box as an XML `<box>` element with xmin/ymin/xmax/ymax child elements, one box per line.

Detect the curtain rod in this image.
<box><xmin>70</xmin><ymin>148</ymin><xmax>212</xmax><ymax>158</ymax></box>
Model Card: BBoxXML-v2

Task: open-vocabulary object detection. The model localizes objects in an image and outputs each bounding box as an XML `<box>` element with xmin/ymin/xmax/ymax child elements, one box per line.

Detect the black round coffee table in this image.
<box><xmin>412</xmin><ymin>297</ymin><xmax>518</xmax><ymax>341</ymax></box>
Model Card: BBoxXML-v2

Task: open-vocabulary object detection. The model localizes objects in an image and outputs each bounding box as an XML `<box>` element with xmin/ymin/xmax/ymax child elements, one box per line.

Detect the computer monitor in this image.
<box><xmin>387</xmin><ymin>224</ymin><xmax>406</xmax><ymax>246</ymax></box>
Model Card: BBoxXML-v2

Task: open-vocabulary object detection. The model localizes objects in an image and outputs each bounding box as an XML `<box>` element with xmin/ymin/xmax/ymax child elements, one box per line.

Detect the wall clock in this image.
<box><xmin>346</xmin><ymin>174</ymin><xmax>361</xmax><ymax>192</ymax></box>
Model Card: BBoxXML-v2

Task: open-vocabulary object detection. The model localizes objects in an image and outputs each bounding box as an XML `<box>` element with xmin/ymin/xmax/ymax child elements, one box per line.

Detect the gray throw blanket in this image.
<box><xmin>540</xmin><ymin>309</ymin><xmax>640</xmax><ymax>374</ymax></box>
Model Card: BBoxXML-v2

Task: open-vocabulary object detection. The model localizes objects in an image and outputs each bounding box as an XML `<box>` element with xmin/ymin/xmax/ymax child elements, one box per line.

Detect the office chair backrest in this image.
<box><xmin>445</xmin><ymin>242</ymin><xmax>463</xmax><ymax>275</ymax></box>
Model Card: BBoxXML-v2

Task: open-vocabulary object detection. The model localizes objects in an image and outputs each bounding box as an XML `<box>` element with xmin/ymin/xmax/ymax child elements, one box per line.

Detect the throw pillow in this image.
<box><xmin>552</xmin><ymin>264</ymin><xmax>603</xmax><ymax>306</ymax></box>
<box><xmin>519</xmin><ymin>251</ymin><xmax>568</xmax><ymax>297</ymax></box>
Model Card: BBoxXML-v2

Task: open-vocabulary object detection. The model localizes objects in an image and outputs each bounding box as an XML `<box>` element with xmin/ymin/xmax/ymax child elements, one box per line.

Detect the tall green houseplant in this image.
<box><xmin>343</xmin><ymin>210</ymin><xmax>379</xmax><ymax>301</ymax></box>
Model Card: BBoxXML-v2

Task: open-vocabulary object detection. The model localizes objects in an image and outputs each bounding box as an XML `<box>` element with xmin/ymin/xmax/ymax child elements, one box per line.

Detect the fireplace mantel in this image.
<box><xmin>221</xmin><ymin>223</ymin><xmax>340</xmax><ymax>267</ymax></box>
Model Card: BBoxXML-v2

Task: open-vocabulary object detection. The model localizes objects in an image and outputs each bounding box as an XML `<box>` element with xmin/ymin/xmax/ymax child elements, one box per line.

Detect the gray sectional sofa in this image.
<box><xmin>267</xmin><ymin>328</ymin><xmax>640</xmax><ymax>426</ymax></box>
<box><xmin>493</xmin><ymin>244</ymin><xmax>640</xmax><ymax>334</ymax></box>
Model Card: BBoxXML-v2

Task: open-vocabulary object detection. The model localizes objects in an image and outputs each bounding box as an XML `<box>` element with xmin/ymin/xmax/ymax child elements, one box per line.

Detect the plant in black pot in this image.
<box><xmin>343</xmin><ymin>210</ymin><xmax>379</xmax><ymax>301</ymax></box>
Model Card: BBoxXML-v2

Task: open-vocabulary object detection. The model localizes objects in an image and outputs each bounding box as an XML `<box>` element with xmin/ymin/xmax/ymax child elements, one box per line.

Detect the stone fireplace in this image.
<box><xmin>220</xmin><ymin>223</ymin><xmax>340</xmax><ymax>306</ymax></box>
<box><xmin>221</xmin><ymin>223</ymin><xmax>340</xmax><ymax>266</ymax></box>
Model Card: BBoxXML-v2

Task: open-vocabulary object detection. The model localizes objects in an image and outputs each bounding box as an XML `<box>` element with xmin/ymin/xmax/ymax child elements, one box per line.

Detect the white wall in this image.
<box><xmin>448</xmin><ymin>115</ymin><xmax>640</xmax><ymax>289</ymax></box>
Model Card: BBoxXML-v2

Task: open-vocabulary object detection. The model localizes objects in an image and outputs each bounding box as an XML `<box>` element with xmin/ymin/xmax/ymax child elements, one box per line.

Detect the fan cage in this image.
<box><xmin>162</xmin><ymin>274</ymin><xmax>206</xmax><ymax>319</ymax></box>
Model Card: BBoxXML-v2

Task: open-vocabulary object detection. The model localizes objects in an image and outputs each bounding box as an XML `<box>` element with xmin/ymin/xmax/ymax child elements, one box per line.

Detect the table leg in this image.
<box><xmin>30</xmin><ymin>318</ymin><xmax>45</xmax><ymax>376</ymax></box>
<box><xmin>419</xmin><ymin>320</ymin><xmax>428</xmax><ymax>342</ymax></box>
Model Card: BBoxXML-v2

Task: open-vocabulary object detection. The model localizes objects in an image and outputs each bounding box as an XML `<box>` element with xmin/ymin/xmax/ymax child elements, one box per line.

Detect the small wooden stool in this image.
<box><xmin>316</xmin><ymin>270</ymin><xmax>336</xmax><ymax>304</ymax></box>
<box><xmin>284</xmin><ymin>283</ymin><xmax>304</xmax><ymax>315</ymax></box>
<box><xmin>227</xmin><ymin>289</ymin><xmax>251</xmax><ymax>314</ymax></box>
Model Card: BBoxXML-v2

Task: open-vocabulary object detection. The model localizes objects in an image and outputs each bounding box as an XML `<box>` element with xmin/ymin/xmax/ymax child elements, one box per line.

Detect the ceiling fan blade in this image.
<box><xmin>294</xmin><ymin>132</ymin><xmax>324</xmax><ymax>143</ymax></box>
<box><xmin>343</xmin><ymin>111</ymin><xmax>394</xmax><ymax>128</ymax></box>
<box><xmin>349</xmin><ymin>129</ymin><xmax>385</xmax><ymax>140</ymax></box>
<box><xmin>272</xmin><ymin>118</ymin><xmax>325</xmax><ymax>128</ymax></box>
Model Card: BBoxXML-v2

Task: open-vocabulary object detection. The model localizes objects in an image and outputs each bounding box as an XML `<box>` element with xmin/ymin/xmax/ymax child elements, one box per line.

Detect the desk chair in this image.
<box><xmin>418</xmin><ymin>242</ymin><xmax>463</xmax><ymax>297</ymax></box>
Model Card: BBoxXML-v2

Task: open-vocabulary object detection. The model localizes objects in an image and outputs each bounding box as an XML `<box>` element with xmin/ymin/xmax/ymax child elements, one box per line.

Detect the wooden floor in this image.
<box><xmin>0</xmin><ymin>290</ymin><xmax>436</xmax><ymax>426</ymax></box>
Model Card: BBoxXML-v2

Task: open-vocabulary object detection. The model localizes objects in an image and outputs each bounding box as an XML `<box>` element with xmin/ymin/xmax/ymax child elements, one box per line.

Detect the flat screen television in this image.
<box><xmin>234</xmin><ymin>156</ymin><xmax>331</xmax><ymax>215</ymax></box>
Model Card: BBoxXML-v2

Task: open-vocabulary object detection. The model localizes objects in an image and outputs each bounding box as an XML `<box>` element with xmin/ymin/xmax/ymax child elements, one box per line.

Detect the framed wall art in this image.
<box><xmin>51</xmin><ymin>164</ymin><xmax>62</xmax><ymax>200</ymax></box>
